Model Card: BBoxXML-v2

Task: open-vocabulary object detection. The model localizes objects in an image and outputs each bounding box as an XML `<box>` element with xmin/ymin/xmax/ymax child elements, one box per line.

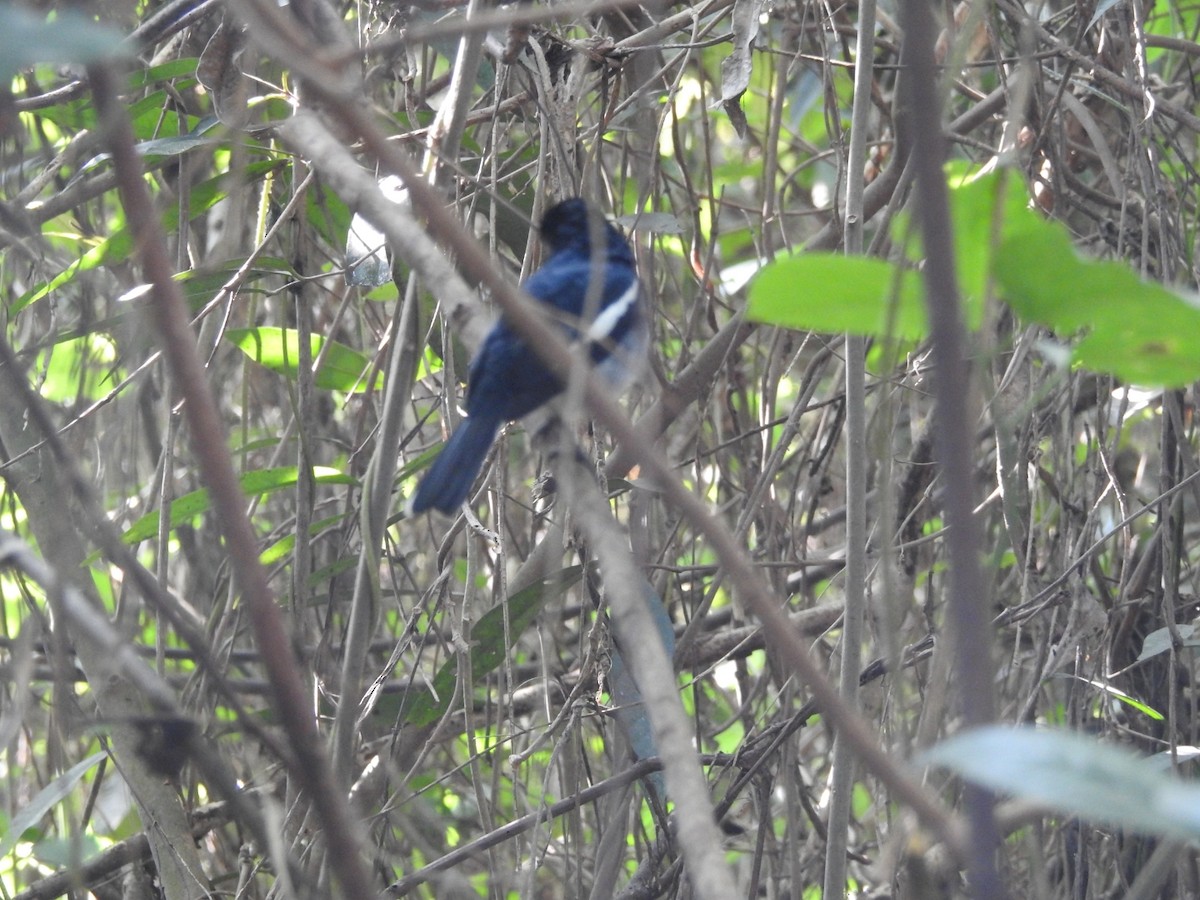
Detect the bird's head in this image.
<box><xmin>539</xmin><ymin>198</ymin><xmax>629</xmax><ymax>259</ymax></box>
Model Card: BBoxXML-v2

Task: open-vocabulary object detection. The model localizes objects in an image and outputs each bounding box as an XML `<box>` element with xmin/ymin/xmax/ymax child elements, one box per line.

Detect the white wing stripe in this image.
<box><xmin>585</xmin><ymin>278</ymin><xmax>640</xmax><ymax>344</ymax></box>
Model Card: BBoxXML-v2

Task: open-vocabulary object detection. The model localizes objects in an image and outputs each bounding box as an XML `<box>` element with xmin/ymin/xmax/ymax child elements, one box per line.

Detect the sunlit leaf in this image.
<box><xmin>131</xmin><ymin>57</ymin><xmax>199</xmax><ymax>86</ymax></box>
<box><xmin>260</xmin><ymin>514</ymin><xmax>346</xmax><ymax>565</ymax></box>
<box><xmin>225</xmin><ymin>327</ymin><xmax>383</xmax><ymax>393</ymax></box>
<box><xmin>752</xmin><ymin>168</ymin><xmax>1200</xmax><ymax>387</ymax></box>
<box><xmin>35</xmin><ymin>333</ymin><xmax>123</xmax><ymax>403</ymax></box>
<box><xmin>748</xmin><ymin>254</ymin><xmax>925</xmax><ymax>338</ymax></box>
<box><xmin>996</xmin><ymin>212</ymin><xmax>1200</xmax><ymax>386</ymax></box>
<box><xmin>945</xmin><ymin>168</ymin><xmax>1033</xmax><ymax>329</ymax></box>
<box><xmin>1050</xmin><ymin>673</ymin><xmax>1164</xmax><ymax>720</ymax></box>
<box><xmin>121</xmin><ymin>466</ymin><xmax>356</xmax><ymax>544</ymax></box>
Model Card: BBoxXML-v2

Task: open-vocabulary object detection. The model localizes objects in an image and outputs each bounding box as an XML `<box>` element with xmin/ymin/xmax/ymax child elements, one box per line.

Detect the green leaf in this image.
<box><xmin>748</xmin><ymin>254</ymin><xmax>926</xmax><ymax>339</ymax></box>
<box><xmin>307</xmin><ymin>556</ymin><xmax>357</xmax><ymax>589</ymax></box>
<box><xmin>18</xmin><ymin>160</ymin><xmax>287</xmax><ymax>313</ymax></box>
<box><xmin>0</xmin><ymin>751</ymin><xmax>106</xmax><ymax>859</ymax></box>
<box><xmin>945</xmin><ymin>167</ymin><xmax>1033</xmax><ymax>329</ymax></box>
<box><xmin>134</xmin><ymin>123</ymin><xmax>221</xmax><ymax>159</ymax></box>
<box><xmin>1137</xmin><ymin>624</ymin><xmax>1200</xmax><ymax>662</ymax></box>
<box><xmin>996</xmin><ymin>213</ymin><xmax>1200</xmax><ymax>386</ymax></box>
<box><xmin>750</xmin><ymin>166</ymin><xmax>1200</xmax><ymax>387</ymax></box>
<box><xmin>24</xmin><ymin>60</ymin><xmax>198</xmax><ymax>132</ymax></box>
<box><xmin>16</xmin><ymin>234</ymin><xmax>132</xmax><ymax>314</ymax></box>
<box><xmin>33</xmin><ymin>834</ymin><xmax>103</xmax><ymax>868</ymax></box>
<box><xmin>391</xmin><ymin>568</ymin><xmax>582</xmax><ymax>726</ymax></box>
<box><xmin>1103</xmin><ymin>688</ymin><xmax>1164</xmax><ymax>721</ymax></box>
<box><xmin>130</xmin><ymin>57</ymin><xmax>199</xmax><ymax>87</ymax></box>
<box><xmin>121</xmin><ymin>466</ymin><xmax>356</xmax><ymax>544</ymax></box>
<box><xmin>747</xmin><ymin>170</ymin><xmax>1030</xmax><ymax>339</ymax></box>
<box><xmin>77</xmin><ymin>117</ymin><xmax>222</xmax><ymax>176</ymax></box>
<box><xmin>35</xmin><ymin>333</ymin><xmax>123</xmax><ymax>403</ymax></box>
<box><xmin>225</xmin><ymin>327</ymin><xmax>383</xmax><ymax>393</ymax></box>
<box><xmin>260</xmin><ymin>513</ymin><xmax>346</xmax><ymax>565</ymax></box>
<box><xmin>1072</xmin><ymin>311</ymin><xmax>1200</xmax><ymax>387</ymax></box>
<box><xmin>174</xmin><ymin>257</ymin><xmax>297</xmax><ymax>309</ymax></box>
<box><xmin>922</xmin><ymin>725</ymin><xmax>1200</xmax><ymax>840</ymax></box>
<box><xmin>1050</xmin><ymin>673</ymin><xmax>1164</xmax><ymax>720</ymax></box>
<box><xmin>0</xmin><ymin>8</ymin><xmax>127</xmax><ymax>82</ymax></box>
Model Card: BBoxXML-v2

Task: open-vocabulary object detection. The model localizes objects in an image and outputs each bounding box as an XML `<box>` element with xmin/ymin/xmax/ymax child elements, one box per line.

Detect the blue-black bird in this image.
<box><xmin>409</xmin><ymin>198</ymin><xmax>646</xmax><ymax>514</ymax></box>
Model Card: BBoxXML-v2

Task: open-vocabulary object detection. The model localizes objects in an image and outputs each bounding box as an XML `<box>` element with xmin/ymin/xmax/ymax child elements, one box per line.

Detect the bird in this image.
<box><xmin>409</xmin><ymin>198</ymin><xmax>646</xmax><ymax>515</ymax></box>
<box><xmin>344</xmin><ymin>175</ymin><xmax>408</xmax><ymax>287</ymax></box>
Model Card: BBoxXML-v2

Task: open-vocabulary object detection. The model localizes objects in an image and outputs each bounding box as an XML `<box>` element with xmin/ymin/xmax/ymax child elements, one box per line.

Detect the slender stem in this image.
<box><xmin>895</xmin><ymin>0</ymin><xmax>1005</xmax><ymax>894</ymax></box>
<box><xmin>824</xmin><ymin>0</ymin><xmax>877</xmax><ymax>893</ymax></box>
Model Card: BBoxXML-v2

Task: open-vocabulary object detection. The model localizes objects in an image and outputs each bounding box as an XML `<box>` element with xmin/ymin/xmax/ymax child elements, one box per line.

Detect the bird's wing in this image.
<box><xmin>522</xmin><ymin>254</ymin><xmax>639</xmax><ymax>327</ymax></box>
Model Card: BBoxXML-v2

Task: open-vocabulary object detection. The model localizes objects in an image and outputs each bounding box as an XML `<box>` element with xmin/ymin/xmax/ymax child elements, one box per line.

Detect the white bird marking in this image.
<box><xmin>585</xmin><ymin>278</ymin><xmax>640</xmax><ymax>344</ymax></box>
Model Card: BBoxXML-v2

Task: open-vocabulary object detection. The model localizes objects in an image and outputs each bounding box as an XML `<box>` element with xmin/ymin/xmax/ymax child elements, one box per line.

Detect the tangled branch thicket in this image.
<box><xmin>3</xmin><ymin>0</ymin><xmax>1200</xmax><ymax>896</ymax></box>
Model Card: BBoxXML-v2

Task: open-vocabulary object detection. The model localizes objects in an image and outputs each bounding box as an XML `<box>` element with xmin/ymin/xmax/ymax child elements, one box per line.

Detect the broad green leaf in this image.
<box><xmin>997</xmin><ymin>214</ymin><xmax>1200</xmax><ymax>386</ymax></box>
<box><xmin>131</xmin><ymin>57</ymin><xmax>199</xmax><ymax>87</ymax></box>
<box><xmin>748</xmin><ymin>254</ymin><xmax>925</xmax><ymax>339</ymax></box>
<box><xmin>922</xmin><ymin>726</ymin><xmax>1200</xmax><ymax>840</ymax></box>
<box><xmin>16</xmin><ymin>233</ymin><xmax>133</xmax><ymax>314</ymax></box>
<box><xmin>0</xmin><ymin>9</ymin><xmax>127</xmax><ymax>82</ymax></box>
<box><xmin>35</xmin><ymin>333</ymin><xmax>123</xmax><ymax>403</ymax></box>
<box><xmin>997</xmin><ymin>219</ymin><xmax>1122</xmax><ymax>331</ymax></box>
<box><xmin>1137</xmin><ymin>624</ymin><xmax>1200</xmax><ymax>662</ymax></box>
<box><xmin>753</xmin><ymin>166</ymin><xmax>1200</xmax><ymax>386</ymax></box>
<box><xmin>121</xmin><ymin>466</ymin><xmax>356</xmax><ymax>545</ymax></box>
<box><xmin>1073</xmin><ymin>312</ymin><xmax>1200</xmax><ymax>386</ymax></box>
<box><xmin>20</xmin><ymin>60</ymin><xmax>197</xmax><ymax>132</ymax></box>
<box><xmin>69</xmin><ymin>90</ymin><xmax>194</xmax><ymax>165</ymax></box>
<box><xmin>0</xmin><ymin>751</ymin><xmax>105</xmax><ymax>859</ymax></box>
<box><xmin>173</xmin><ymin>257</ymin><xmax>297</xmax><ymax>309</ymax></box>
<box><xmin>225</xmin><ymin>327</ymin><xmax>383</xmax><ymax>393</ymax></box>
<box><xmin>390</xmin><ymin>567</ymin><xmax>582</xmax><ymax>726</ymax></box>
<box><xmin>748</xmin><ymin>170</ymin><xmax>1030</xmax><ymax>339</ymax></box>
<box><xmin>260</xmin><ymin>513</ymin><xmax>346</xmax><ymax>565</ymax></box>
<box><xmin>134</xmin><ymin>125</ymin><xmax>221</xmax><ymax>159</ymax></box>
<box><xmin>945</xmin><ymin>168</ymin><xmax>1032</xmax><ymax>329</ymax></box>
<box><xmin>33</xmin><ymin>834</ymin><xmax>103</xmax><ymax>868</ymax></box>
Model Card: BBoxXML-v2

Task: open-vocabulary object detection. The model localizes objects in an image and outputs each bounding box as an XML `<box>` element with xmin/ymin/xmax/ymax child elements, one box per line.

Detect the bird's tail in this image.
<box><xmin>408</xmin><ymin>415</ymin><xmax>502</xmax><ymax>514</ymax></box>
